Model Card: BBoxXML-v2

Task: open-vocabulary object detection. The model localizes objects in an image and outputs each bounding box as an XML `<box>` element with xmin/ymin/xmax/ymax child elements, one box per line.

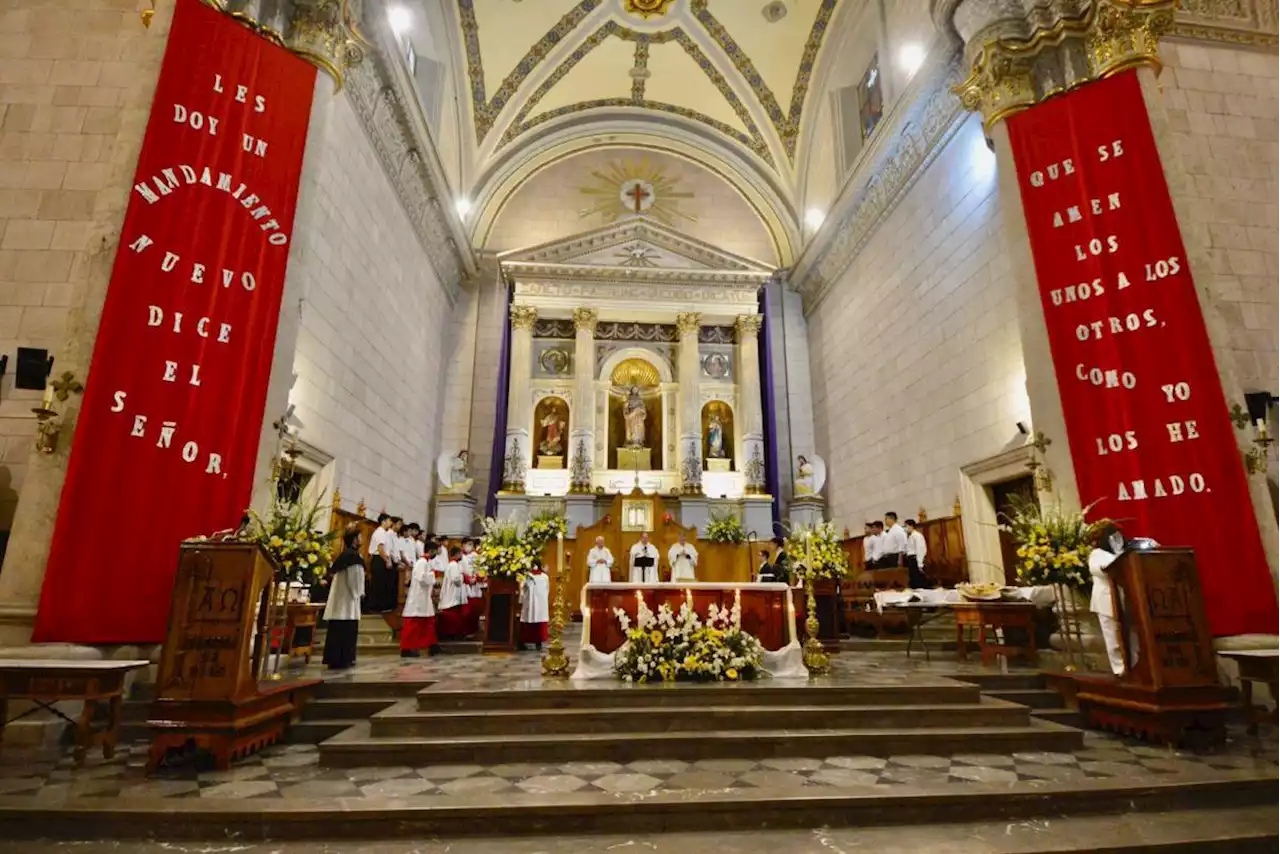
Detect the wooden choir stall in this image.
<box><xmin>1047</xmin><ymin>548</ymin><xmax>1229</xmax><ymax>746</ymax></box>
<box><xmin>147</xmin><ymin>541</ymin><xmax>320</xmax><ymax>772</ymax></box>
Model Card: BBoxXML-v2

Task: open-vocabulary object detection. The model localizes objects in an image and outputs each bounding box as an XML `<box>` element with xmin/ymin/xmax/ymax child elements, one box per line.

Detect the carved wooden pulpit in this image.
<box><xmin>147</xmin><ymin>541</ymin><xmax>319</xmax><ymax>772</ymax></box>
<box><xmin>1064</xmin><ymin>548</ymin><xmax>1228</xmax><ymax>746</ymax></box>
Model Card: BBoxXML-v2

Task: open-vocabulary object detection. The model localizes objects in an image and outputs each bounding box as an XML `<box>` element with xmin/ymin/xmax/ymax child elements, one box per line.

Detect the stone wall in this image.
<box><xmin>286</xmin><ymin>93</ymin><xmax>455</xmax><ymax>523</ymax></box>
<box><xmin>0</xmin><ymin>0</ymin><xmax>163</xmax><ymax>536</ymax></box>
<box><xmin>806</xmin><ymin>116</ymin><xmax>1031</xmax><ymax>528</ymax></box>
<box><xmin>1157</xmin><ymin>40</ymin><xmax>1278</xmax><ymax>396</ymax></box>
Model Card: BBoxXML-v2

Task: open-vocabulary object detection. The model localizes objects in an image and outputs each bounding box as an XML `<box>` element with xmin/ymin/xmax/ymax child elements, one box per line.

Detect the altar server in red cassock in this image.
<box><xmin>461</xmin><ymin>538</ymin><xmax>484</xmax><ymax>634</ymax></box>
<box><xmin>520</xmin><ymin>559</ymin><xmax>550</xmax><ymax>650</ymax></box>
<box><xmin>400</xmin><ymin>543</ymin><xmax>441</xmax><ymax>658</ymax></box>
<box><xmin>436</xmin><ymin>546</ymin><xmax>471</xmax><ymax>639</ymax></box>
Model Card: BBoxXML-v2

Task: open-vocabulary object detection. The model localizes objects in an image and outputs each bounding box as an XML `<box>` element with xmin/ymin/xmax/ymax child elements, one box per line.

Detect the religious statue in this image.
<box><xmin>794</xmin><ymin>454</ymin><xmax>827</xmax><ymax>496</ymax></box>
<box><xmin>707</xmin><ymin>413</ymin><xmax>726</xmax><ymax>458</ymax></box>
<box><xmin>622</xmin><ymin>385</ymin><xmax>647</xmax><ymax>448</ymax></box>
<box><xmin>436</xmin><ymin>449</ymin><xmax>474</xmax><ymax>495</ymax></box>
<box><xmin>539</xmin><ymin>411</ymin><xmax>565</xmax><ymax>456</ymax></box>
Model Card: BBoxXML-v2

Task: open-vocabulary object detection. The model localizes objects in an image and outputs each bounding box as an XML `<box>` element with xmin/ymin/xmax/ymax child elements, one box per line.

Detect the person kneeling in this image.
<box><xmin>519</xmin><ymin>559</ymin><xmax>550</xmax><ymax>651</ymax></box>
<box><xmin>401</xmin><ymin>543</ymin><xmax>442</xmax><ymax>658</ymax></box>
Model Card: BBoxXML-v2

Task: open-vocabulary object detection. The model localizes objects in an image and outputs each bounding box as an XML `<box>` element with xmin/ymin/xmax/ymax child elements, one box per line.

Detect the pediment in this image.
<box><xmin>498</xmin><ymin>218</ymin><xmax>774</xmax><ymax>274</ymax></box>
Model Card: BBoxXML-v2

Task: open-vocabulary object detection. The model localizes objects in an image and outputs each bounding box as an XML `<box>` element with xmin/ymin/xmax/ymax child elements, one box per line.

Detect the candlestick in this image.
<box><xmin>541</xmin><ymin>541</ymin><xmax>570</xmax><ymax>678</ymax></box>
<box><xmin>40</xmin><ymin>385</ymin><xmax>54</xmax><ymax>411</ymax></box>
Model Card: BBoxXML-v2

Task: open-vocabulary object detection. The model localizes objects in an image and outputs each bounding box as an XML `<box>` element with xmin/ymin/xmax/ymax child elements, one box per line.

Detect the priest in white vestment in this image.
<box><xmin>629</xmin><ymin>532</ymin><xmax>659</xmax><ymax>584</ymax></box>
<box><xmin>322</xmin><ymin>528</ymin><xmax>366</xmax><ymax>670</ymax></box>
<box><xmin>668</xmin><ymin>532</ymin><xmax>698</xmax><ymax>582</ymax></box>
<box><xmin>587</xmin><ymin>536</ymin><xmax>615</xmax><ymax>584</ymax></box>
<box><xmin>520</xmin><ymin>561</ymin><xmax>550</xmax><ymax>649</ymax></box>
<box><xmin>1089</xmin><ymin>526</ymin><xmax>1139</xmax><ymax>676</ymax></box>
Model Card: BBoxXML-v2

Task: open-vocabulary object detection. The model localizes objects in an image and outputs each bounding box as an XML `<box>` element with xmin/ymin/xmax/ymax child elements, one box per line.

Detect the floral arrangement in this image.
<box><xmin>612</xmin><ymin>597</ymin><xmax>764</xmax><ymax>683</ymax></box>
<box><xmin>474</xmin><ymin>516</ymin><xmax>539</xmax><ymax>584</ymax></box>
<box><xmin>1001</xmin><ymin>496</ymin><xmax>1110</xmax><ymax>590</ymax></box>
<box><xmin>706</xmin><ymin>510</ymin><xmax>746</xmax><ymax>544</ymax></box>
<box><xmin>246</xmin><ymin>496</ymin><xmax>337</xmax><ymax>582</ymax></box>
<box><xmin>524</xmin><ymin>509</ymin><xmax>567</xmax><ymax>551</ymax></box>
<box><xmin>785</xmin><ymin>521</ymin><xmax>850</xmax><ymax>580</ymax></box>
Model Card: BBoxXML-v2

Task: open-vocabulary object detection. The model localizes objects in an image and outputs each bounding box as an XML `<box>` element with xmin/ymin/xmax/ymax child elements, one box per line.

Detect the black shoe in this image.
<box><xmin>400</xmin><ymin>650</ymin><xmax>420</xmax><ymax>658</ymax></box>
<box><xmin>535</xmin><ymin>643</ymin><xmax>543</xmax><ymax>651</ymax></box>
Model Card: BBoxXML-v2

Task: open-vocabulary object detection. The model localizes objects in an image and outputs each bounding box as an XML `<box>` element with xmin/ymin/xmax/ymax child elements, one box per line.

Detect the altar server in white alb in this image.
<box><xmin>436</xmin><ymin>546</ymin><xmax>470</xmax><ymax>639</ymax></box>
<box><xmin>1089</xmin><ymin>525</ymin><xmax>1139</xmax><ymax>675</ymax></box>
<box><xmin>400</xmin><ymin>543</ymin><xmax>439</xmax><ymax>658</ymax></box>
<box><xmin>520</xmin><ymin>559</ymin><xmax>550</xmax><ymax>650</ymax></box>
<box><xmin>587</xmin><ymin>536</ymin><xmax>615</xmax><ymax>583</ymax></box>
<box><xmin>629</xmin><ymin>532</ymin><xmax>659</xmax><ymax>583</ymax></box>
<box><xmin>668</xmin><ymin>531</ymin><xmax>698</xmax><ymax>582</ymax></box>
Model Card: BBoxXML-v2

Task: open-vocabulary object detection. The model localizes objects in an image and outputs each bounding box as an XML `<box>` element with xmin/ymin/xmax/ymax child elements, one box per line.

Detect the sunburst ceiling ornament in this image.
<box><xmin>625</xmin><ymin>0</ymin><xmax>676</xmax><ymax>19</ymax></box>
<box><xmin>579</xmin><ymin>158</ymin><xmax>695</xmax><ymax>226</ymax></box>
<box><xmin>611</xmin><ymin>357</ymin><xmax>662</xmax><ymax>388</ymax></box>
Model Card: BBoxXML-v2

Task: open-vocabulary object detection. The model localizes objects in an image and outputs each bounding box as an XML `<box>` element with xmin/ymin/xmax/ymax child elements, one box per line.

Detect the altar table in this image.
<box><xmin>0</xmin><ymin>659</ymin><xmax>149</xmax><ymax>765</ymax></box>
<box><xmin>873</xmin><ymin>586</ymin><xmax>1056</xmax><ymax>612</ymax></box>
<box><xmin>581</xmin><ymin>582</ymin><xmax>797</xmax><ymax>654</ymax></box>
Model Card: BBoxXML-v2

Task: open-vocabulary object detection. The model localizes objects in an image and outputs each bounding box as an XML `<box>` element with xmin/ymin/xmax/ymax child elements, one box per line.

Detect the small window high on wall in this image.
<box><xmin>834</xmin><ymin>55</ymin><xmax>884</xmax><ymax>175</ymax></box>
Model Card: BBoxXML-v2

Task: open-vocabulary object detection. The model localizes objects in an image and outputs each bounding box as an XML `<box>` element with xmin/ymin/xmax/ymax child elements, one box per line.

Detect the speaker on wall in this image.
<box><xmin>15</xmin><ymin>348</ymin><xmax>52</xmax><ymax>390</ymax></box>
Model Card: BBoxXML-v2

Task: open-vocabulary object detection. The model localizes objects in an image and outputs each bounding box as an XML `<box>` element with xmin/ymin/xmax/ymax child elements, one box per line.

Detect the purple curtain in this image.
<box><xmin>485</xmin><ymin>281</ymin><xmax>514</xmax><ymax>517</ymax></box>
<box><xmin>759</xmin><ymin>284</ymin><xmax>781</xmax><ymax>534</ymax></box>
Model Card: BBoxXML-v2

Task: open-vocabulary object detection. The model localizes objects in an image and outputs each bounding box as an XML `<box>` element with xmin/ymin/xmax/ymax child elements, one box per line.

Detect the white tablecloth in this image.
<box><xmin>872</xmin><ymin>586</ymin><xmax>1056</xmax><ymax>613</ymax></box>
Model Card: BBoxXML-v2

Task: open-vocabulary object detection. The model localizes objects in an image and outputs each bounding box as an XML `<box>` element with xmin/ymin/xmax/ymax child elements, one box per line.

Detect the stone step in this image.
<box><xmin>313</xmin><ymin>678</ymin><xmax>432</xmax><ymax>700</ymax></box>
<box><xmin>0</xmin><ymin>773</ymin><xmax>1270</xmax><ymax>843</ymax></box>
<box><xmin>985</xmin><ymin>687</ymin><xmax>1066</xmax><ymax>710</ymax></box>
<box><xmin>839</xmin><ymin>638</ymin><xmax>973</xmax><ymax>653</ymax></box>
<box><xmin>1033</xmin><ymin>706</ymin><xmax>1084</xmax><ymax>727</ymax></box>
<box><xmin>319</xmin><ymin>717</ymin><xmax>1084</xmax><ymax>766</ymax></box>
<box><xmin>415</xmin><ymin>681</ymin><xmax>982</xmax><ymax>712</ymax></box>
<box><xmin>372</xmin><ymin>695</ymin><xmax>1030</xmax><ymax>738</ymax></box>
<box><xmin>957</xmin><ymin>672</ymin><xmax>1047</xmax><ymax>691</ymax></box>
<box><xmin>305</xmin><ymin>696</ymin><xmax>400</xmax><ymax>720</ymax></box>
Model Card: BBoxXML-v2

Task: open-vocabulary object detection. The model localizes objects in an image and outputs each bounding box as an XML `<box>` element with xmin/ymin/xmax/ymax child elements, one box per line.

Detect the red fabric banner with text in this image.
<box><xmin>33</xmin><ymin>0</ymin><xmax>316</xmax><ymax>643</ymax></box>
<box><xmin>1007</xmin><ymin>70</ymin><xmax>1276</xmax><ymax>636</ymax></box>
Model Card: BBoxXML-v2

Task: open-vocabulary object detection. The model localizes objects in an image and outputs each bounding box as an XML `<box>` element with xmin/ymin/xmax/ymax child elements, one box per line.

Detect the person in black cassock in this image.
<box><xmin>322</xmin><ymin>527</ymin><xmax>366</xmax><ymax>671</ymax></box>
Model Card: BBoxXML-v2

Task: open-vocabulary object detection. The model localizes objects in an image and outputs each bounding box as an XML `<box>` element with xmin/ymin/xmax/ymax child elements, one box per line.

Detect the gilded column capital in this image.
<box><xmin>510</xmin><ymin>305</ymin><xmax>538</xmax><ymax>331</ymax></box>
<box><xmin>675</xmin><ymin>312</ymin><xmax>702</xmax><ymax>337</ymax></box>
<box><xmin>286</xmin><ymin>0</ymin><xmax>371</xmax><ymax>91</ymax></box>
<box><xmin>572</xmin><ymin>307</ymin><xmax>599</xmax><ymax>333</ymax></box>
<box><xmin>734</xmin><ymin>314</ymin><xmax>763</xmax><ymax>339</ymax></box>
<box><xmin>951</xmin><ymin>0</ymin><xmax>1176</xmax><ymax>130</ymax></box>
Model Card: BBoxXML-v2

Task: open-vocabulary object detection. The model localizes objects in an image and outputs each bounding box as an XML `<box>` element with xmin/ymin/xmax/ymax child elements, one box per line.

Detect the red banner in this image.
<box><xmin>32</xmin><ymin>0</ymin><xmax>316</xmax><ymax>643</ymax></box>
<box><xmin>1007</xmin><ymin>70</ymin><xmax>1276</xmax><ymax>636</ymax></box>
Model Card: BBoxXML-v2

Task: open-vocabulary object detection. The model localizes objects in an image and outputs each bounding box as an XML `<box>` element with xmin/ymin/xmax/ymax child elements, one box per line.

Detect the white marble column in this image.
<box><xmin>569</xmin><ymin>308</ymin><xmax>598</xmax><ymax>492</ymax></box>
<box><xmin>676</xmin><ymin>312</ymin><xmax>703</xmax><ymax>494</ymax></box>
<box><xmin>502</xmin><ymin>305</ymin><xmax>537</xmax><ymax>492</ymax></box>
<box><xmin>735</xmin><ymin>314</ymin><xmax>766</xmax><ymax>494</ymax></box>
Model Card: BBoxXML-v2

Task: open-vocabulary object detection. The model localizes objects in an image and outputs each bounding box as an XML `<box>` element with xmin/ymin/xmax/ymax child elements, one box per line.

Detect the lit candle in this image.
<box><xmin>556</xmin><ymin>531</ymin><xmax>564</xmax><ymax>580</ymax></box>
<box><xmin>41</xmin><ymin>385</ymin><xmax>54</xmax><ymax>410</ymax></box>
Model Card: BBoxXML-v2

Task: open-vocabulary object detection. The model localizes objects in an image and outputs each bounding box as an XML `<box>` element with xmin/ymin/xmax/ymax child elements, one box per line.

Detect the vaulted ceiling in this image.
<box><xmin>435</xmin><ymin>0</ymin><xmax>853</xmax><ymax>263</ymax></box>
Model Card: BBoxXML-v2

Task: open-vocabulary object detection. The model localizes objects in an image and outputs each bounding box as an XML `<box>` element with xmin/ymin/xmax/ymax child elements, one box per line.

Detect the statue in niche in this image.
<box><xmin>707</xmin><ymin>413</ymin><xmax>726</xmax><ymax>458</ymax></box>
<box><xmin>622</xmin><ymin>385</ymin><xmax>647</xmax><ymax>448</ymax></box>
<box><xmin>793</xmin><ymin>454</ymin><xmax>827</xmax><ymax>497</ymax></box>
<box><xmin>539</xmin><ymin>410</ymin><xmax>566</xmax><ymax>456</ymax></box>
<box><xmin>437</xmin><ymin>449</ymin><xmax>474</xmax><ymax>496</ymax></box>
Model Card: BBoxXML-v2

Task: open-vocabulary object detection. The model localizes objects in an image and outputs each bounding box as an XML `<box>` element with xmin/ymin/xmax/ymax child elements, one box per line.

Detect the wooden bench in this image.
<box><xmin>0</xmin><ymin>659</ymin><xmax>149</xmax><ymax>765</ymax></box>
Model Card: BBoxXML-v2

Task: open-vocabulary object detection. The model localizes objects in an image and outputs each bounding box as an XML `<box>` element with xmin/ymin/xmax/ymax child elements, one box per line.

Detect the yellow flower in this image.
<box><xmin>726</xmin><ymin>668</ymin><xmax>739</xmax><ymax>680</ymax></box>
<box><xmin>650</xmin><ymin>630</ymin><xmax>663</xmax><ymax>645</ymax></box>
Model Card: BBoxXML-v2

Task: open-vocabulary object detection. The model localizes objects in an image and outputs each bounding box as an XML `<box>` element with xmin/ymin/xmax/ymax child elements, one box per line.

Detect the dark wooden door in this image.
<box><xmin>991</xmin><ymin>476</ymin><xmax>1037</xmax><ymax>586</ymax></box>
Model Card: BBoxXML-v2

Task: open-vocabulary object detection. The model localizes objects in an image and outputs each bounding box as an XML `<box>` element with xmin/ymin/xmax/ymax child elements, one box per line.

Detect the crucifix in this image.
<box><xmin>625</xmin><ymin>181</ymin><xmax>651</xmax><ymax>214</ymax></box>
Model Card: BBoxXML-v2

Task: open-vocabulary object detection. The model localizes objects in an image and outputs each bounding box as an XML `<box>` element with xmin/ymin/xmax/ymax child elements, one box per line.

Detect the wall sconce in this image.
<box><xmin>1230</xmin><ymin>400</ymin><xmax>1275</xmax><ymax>476</ymax></box>
<box><xmin>33</xmin><ymin>371</ymin><xmax>84</xmax><ymax>455</ymax></box>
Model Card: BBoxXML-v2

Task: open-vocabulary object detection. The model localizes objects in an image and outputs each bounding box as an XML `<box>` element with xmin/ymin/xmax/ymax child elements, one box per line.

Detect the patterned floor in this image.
<box><xmin>0</xmin><ymin>726</ymin><xmax>1273</xmax><ymax>804</ymax></box>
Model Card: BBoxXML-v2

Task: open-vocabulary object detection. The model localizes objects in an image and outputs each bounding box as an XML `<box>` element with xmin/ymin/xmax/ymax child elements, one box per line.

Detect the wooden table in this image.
<box><xmin>953</xmin><ymin>602</ymin><xmax>1037</xmax><ymax>666</ymax></box>
<box><xmin>281</xmin><ymin>603</ymin><xmax>324</xmax><ymax>666</ymax></box>
<box><xmin>886</xmin><ymin>603</ymin><xmax>945</xmax><ymax>661</ymax></box>
<box><xmin>0</xmin><ymin>659</ymin><xmax>149</xmax><ymax>765</ymax></box>
<box><xmin>1219</xmin><ymin>649</ymin><xmax>1278</xmax><ymax>734</ymax></box>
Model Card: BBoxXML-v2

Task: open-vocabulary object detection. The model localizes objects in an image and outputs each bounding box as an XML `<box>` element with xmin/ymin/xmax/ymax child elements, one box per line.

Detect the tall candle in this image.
<box><xmin>556</xmin><ymin>531</ymin><xmax>564</xmax><ymax>580</ymax></box>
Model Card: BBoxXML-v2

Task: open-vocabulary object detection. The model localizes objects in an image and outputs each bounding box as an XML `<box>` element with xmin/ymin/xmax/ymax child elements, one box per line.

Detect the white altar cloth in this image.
<box><xmin>872</xmin><ymin>586</ymin><xmax>1056</xmax><ymax>613</ymax></box>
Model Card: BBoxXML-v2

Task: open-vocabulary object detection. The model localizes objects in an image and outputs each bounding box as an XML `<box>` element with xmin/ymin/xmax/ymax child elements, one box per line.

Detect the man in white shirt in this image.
<box><xmin>880</xmin><ymin>512</ymin><xmax>908</xmax><ymax>569</ymax></box>
<box><xmin>629</xmin><ymin>532</ymin><xmax>659</xmax><ymax>584</ymax></box>
<box><xmin>863</xmin><ymin>522</ymin><xmax>882</xmax><ymax>570</ymax></box>
<box><xmin>668</xmin><ymin>531</ymin><xmax>698</xmax><ymax>582</ymax></box>
<box><xmin>1089</xmin><ymin>525</ymin><xmax>1138</xmax><ymax>676</ymax></box>
<box><xmin>367</xmin><ymin>514</ymin><xmax>396</xmax><ymax>614</ymax></box>
<box><xmin>587</xmin><ymin>536</ymin><xmax>615</xmax><ymax>584</ymax></box>
<box><xmin>905</xmin><ymin>518</ymin><xmax>928</xmax><ymax>587</ymax></box>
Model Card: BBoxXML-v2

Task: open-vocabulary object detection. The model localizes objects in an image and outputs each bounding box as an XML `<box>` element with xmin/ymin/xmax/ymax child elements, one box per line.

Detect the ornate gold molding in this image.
<box><xmin>675</xmin><ymin>312</ymin><xmax>703</xmax><ymax>336</ymax></box>
<box><xmin>734</xmin><ymin>314</ymin><xmax>763</xmax><ymax>339</ymax></box>
<box><xmin>511</xmin><ymin>305</ymin><xmax>539</xmax><ymax>331</ymax></box>
<box><xmin>954</xmin><ymin>0</ymin><xmax>1176</xmax><ymax>130</ymax></box>
<box><xmin>571</xmin><ymin>307</ymin><xmax>599</xmax><ymax>333</ymax></box>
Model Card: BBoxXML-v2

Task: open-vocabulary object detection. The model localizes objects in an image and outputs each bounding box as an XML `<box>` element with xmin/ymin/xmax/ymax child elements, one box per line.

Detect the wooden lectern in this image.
<box><xmin>147</xmin><ymin>542</ymin><xmax>320</xmax><ymax>772</ymax></box>
<box><xmin>1056</xmin><ymin>548</ymin><xmax>1228</xmax><ymax>746</ymax></box>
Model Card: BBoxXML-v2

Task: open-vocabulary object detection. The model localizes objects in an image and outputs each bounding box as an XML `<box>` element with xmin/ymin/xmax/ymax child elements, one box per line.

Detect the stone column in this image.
<box><xmin>569</xmin><ymin>308</ymin><xmax>598</xmax><ymax>493</ymax></box>
<box><xmin>676</xmin><ymin>312</ymin><xmax>703</xmax><ymax>494</ymax></box>
<box><xmin>502</xmin><ymin>305</ymin><xmax>537</xmax><ymax>492</ymax></box>
<box><xmin>735</xmin><ymin>315</ymin><xmax>766</xmax><ymax>494</ymax></box>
